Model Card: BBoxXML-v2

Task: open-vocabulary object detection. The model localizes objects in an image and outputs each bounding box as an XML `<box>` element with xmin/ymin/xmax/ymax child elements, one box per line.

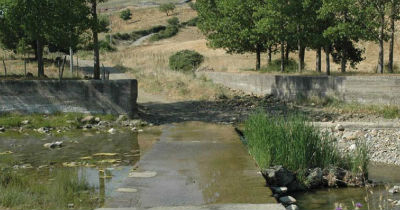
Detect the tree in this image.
<box><xmin>197</xmin><ymin>0</ymin><xmax>268</xmax><ymax>70</ymax></box>
<box><xmin>159</xmin><ymin>3</ymin><xmax>176</xmax><ymax>16</ymax></box>
<box><xmin>388</xmin><ymin>0</ymin><xmax>400</xmax><ymax>73</ymax></box>
<box><xmin>120</xmin><ymin>9</ymin><xmax>132</xmax><ymax>21</ymax></box>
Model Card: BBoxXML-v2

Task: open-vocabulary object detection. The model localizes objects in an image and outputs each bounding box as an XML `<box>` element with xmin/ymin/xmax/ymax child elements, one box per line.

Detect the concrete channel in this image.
<box><xmin>99</xmin><ymin>122</ymin><xmax>284</xmax><ymax>210</ymax></box>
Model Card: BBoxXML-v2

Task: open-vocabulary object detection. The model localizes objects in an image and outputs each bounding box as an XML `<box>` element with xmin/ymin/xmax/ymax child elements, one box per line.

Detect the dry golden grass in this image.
<box><xmin>107</xmin><ymin>5</ymin><xmax>197</xmax><ymax>34</ymax></box>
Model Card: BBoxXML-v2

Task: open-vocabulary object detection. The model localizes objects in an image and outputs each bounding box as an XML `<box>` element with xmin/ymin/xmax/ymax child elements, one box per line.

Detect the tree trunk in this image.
<box><xmin>267</xmin><ymin>46</ymin><xmax>272</xmax><ymax>65</ymax></box>
<box><xmin>316</xmin><ymin>47</ymin><xmax>322</xmax><ymax>73</ymax></box>
<box><xmin>92</xmin><ymin>0</ymin><xmax>100</xmax><ymax>79</ymax></box>
<box><xmin>341</xmin><ymin>50</ymin><xmax>347</xmax><ymax>73</ymax></box>
<box><xmin>298</xmin><ymin>38</ymin><xmax>301</xmax><ymax>72</ymax></box>
<box><xmin>285</xmin><ymin>43</ymin><xmax>289</xmax><ymax>62</ymax></box>
<box><xmin>300</xmin><ymin>46</ymin><xmax>305</xmax><ymax>71</ymax></box>
<box><xmin>325</xmin><ymin>45</ymin><xmax>330</xmax><ymax>76</ymax></box>
<box><xmin>256</xmin><ymin>45</ymin><xmax>261</xmax><ymax>70</ymax></box>
<box><xmin>281</xmin><ymin>42</ymin><xmax>285</xmax><ymax>72</ymax></box>
<box><xmin>378</xmin><ymin>13</ymin><xmax>385</xmax><ymax>74</ymax></box>
<box><xmin>37</xmin><ymin>39</ymin><xmax>44</xmax><ymax>77</ymax></box>
<box><xmin>389</xmin><ymin>4</ymin><xmax>396</xmax><ymax>73</ymax></box>
<box><xmin>70</xmin><ymin>47</ymin><xmax>74</xmax><ymax>74</ymax></box>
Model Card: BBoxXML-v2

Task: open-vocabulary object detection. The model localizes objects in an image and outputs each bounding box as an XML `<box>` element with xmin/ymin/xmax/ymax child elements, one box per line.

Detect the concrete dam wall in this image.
<box><xmin>198</xmin><ymin>72</ymin><xmax>400</xmax><ymax>105</ymax></box>
<box><xmin>0</xmin><ymin>79</ymin><xmax>138</xmax><ymax>117</ymax></box>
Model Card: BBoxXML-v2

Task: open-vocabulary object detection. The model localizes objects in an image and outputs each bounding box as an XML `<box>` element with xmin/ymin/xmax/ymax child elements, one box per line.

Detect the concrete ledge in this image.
<box><xmin>97</xmin><ymin>204</ymin><xmax>286</xmax><ymax>210</ymax></box>
<box><xmin>197</xmin><ymin>72</ymin><xmax>400</xmax><ymax>106</ymax></box>
<box><xmin>0</xmin><ymin>79</ymin><xmax>138</xmax><ymax>117</ymax></box>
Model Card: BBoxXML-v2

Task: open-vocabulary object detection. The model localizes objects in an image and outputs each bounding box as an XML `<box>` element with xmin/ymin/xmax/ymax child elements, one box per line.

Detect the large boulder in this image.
<box><xmin>262</xmin><ymin>165</ymin><xmax>296</xmax><ymax>187</ymax></box>
<box><xmin>305</xmin><ymin>168</ymin><xmax>323</xmax><ymax>188</ymax></box>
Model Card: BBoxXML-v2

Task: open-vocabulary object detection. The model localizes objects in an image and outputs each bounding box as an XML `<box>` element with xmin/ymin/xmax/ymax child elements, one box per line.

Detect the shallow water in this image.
<box><xmin>295</xmin><ymin>163</ymin><xmax>400</xmax><ymax>210</ymax></box>
<box><xmin>0</xmin><ymin>128</ymin><xmax>161</xmax><ymax>203</ymax></box>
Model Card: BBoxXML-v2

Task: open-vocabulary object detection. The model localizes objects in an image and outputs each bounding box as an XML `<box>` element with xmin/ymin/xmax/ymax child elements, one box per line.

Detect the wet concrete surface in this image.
<box><xmin>103</xmin><ymin>122</ymin><xmax>278</xmax><ymax>209</ymax></box>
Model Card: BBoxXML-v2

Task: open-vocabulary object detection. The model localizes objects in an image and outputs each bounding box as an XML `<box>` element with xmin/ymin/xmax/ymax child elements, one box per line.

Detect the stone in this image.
<box><xmin>271</xmin><ymin>187</ymin><xmax>288</xmax><ymax>194</ymax></box>
<box><xmin>131</xmin><ymin>127</ymin><xmax>137</xmax><ymax>132</ymax></box>
<box><xmin>116</xmin><ymin>115</ymin><xmax>128</xmax><ymax>123</ymax></box>
<box><xmin>128</xmin><ymin>171</ymin><xmax>157</xmax><ymax>178</ymax></box>
<box><xmin>81</xmin><ymin>116</ymin><xmax>95</xmax><ymax>123</ymax></box>
<box><xmin>342</xmin><ymin>131</ymin><xmax>361</xmax><ymax>141</ymax></box>
<box><xmin>108</xmin><ymin>128</ymin><xmax>116</xmax><ymax>134</ymax></box>
<box><xmin>279</xmin><ymin>196</ymin><xmax>296</xmax><ymax>205</ymax></box>
<box><xmin>0</xmin><ymin>126</ymin><xmax>5</xmax><ymax>132</ymax></box>
<box><xmin>43</xmin><ymin>141</ymin><xmax>63</xmax><ymax>149</ymax></box>
<box><xmin>389</xmin><ymin>186</ymin><xmax>400</xmax><ymax>194</ymax></box>
<box><xmin>94</xmin><ymin>117</ymin><xmax>101</xmax><ymax>123</ymax></box>
<box><xmin>116</xmin><ymin>188</ymin><xmax>138</xmax><ymax>193</ymax></box>
<box><xmin>21</xmin><ymin>120</ymin><xmax>30</xmax><ymax>125</ymax></box>
<box><xmin>348</xmin><ymin>144</ymin><xmax>357</xmax><ymax>151</ymax></box>
<box><xmin>37</xmin><ymin>127</ymin><xmax>51</xmax><ymax>134</ymax></box>
<box><xmin>262</xmin><ymin>166</ymin><xmax>295</xmax><ymax>187</ymax></box>
<box><xmin>286</xmin><ymin>204</ymin><xmax>299</xmax><ymax>210</ymax></box>
<box><xmin>67</xmin><ymin>203</ymin><xmax>74</xmax><ymax>208</ymax></box>
<box><xmin>83</xmin><ymin>124</ymin><xmax>93</xmax><ymax>129</ymax></box>
<box><xmin>306</xmin><ymin>168</ymin><xmax>323</xmax><ymax>188</ymax></box>
<box><xmin>335</xmin><ymin>124</ymin><xmax>345</xmax><ymax>131</ymax></box>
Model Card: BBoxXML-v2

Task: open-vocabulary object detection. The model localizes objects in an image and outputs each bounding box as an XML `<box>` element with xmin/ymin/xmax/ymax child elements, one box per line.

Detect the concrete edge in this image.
<box><xmin>97</xmin><ymin>204</ymin><xmax>286</xmax><ymax>210</ymax></box>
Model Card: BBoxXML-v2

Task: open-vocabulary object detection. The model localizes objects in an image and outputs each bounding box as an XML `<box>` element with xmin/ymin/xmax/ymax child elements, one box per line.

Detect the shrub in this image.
<box><xmin>120</xmin><ymin>9</ymin><xmax>132</xmax><ymax>21</ymax></box>
<box><xmin>260</xmin><ymin>58</ymin><xmax>298</xmax><ymax>73</ymax></box>
<box><xmin>159</xmin><ymin>3</ymin><xmax>176</xmax><ymax>16</ymax></box>
<box><xmin>150</xmin><ymin>25</ymin><xmax>179</xmax><ymax>41</ymax></box>
<box><xmin>182</xmin><ymin>17</ymin><xmax>198</xmax><ymax>26</ymax></box>
<box><xmin>188</xmin><ymin>2</ymin><xmax>197</xmax><ymax>10</ymax></box>
<box><xmin>167</xmin><ymin>17</ymin><xmax>180</xmax><ymax>26</ymax></box>
<box><xmin>169</xmin><ymin>50</ymin><xmax>204</xmax><ymax>72</ymax></box>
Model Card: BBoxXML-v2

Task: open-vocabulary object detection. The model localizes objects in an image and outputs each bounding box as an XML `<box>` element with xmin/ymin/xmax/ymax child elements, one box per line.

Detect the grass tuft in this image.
<box><xmin>244</xmin><ymin>111</ymin><xmax>369</xmax><ymax>180</ymax></box>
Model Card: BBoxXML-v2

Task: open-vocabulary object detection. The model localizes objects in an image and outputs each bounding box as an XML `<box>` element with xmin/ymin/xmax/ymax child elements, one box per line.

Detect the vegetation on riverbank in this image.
<box><xmin>244</xmin><ymin>111</ymin><xmax>369</xmax><ymax>183</ymax></box>
<box><xmin>0</xmin><ymin>113</ymin><xmax>116</xmax><ymax>129</ymax></box>
<box><xmin>0</xmin><ymin>168</ymin><xmax>99</xmax><ymax>209</ymax></box>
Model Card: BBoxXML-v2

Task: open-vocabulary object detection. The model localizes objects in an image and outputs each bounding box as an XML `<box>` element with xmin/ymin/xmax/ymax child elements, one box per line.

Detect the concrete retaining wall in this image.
<box><xmin>0</xmin><ymin>79</ymin><xmax>138</xmax><ymax>117</ymax></box>
<box><xmin>197</xmin><ymin>72</ymin><xmax>400</xmax><ymax>105</ymax></box>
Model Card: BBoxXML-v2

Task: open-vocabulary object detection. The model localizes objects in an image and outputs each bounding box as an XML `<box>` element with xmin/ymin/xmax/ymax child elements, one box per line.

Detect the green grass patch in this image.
<box><xmin>260</xmin><ymin>59</ymin><xmax>299</xmax><ymax>73</ymax></box>
<box><xmin>0</xmin><ymin>168</ymin><xmax>100</xmax><ymax>209</ymax></box>
<box><xmin>244</xmin><ymin>111</ymin><xmax>369</xmax><ymax>181</ymax></box>
<box><xmin>0</xmin><ymin>113</ymin><xmax>116</xmax><ymax>129</ymax></box>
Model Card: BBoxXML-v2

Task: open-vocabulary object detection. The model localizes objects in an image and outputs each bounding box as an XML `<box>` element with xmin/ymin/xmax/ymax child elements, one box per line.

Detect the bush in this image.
<box><xmin>169</xmin><ymin>50</ymin><xmax>204</xmax><ymax>72</ymax></box>
<box><xmin>167</xmin><ymin>17</ymin><xmax>180</xmax><ymax>26</ymax></box>
<box><xmin>150</xmin><ymin>25</ymin><xmax>179</xmax><ymax>41</ymax></box>
<box><xmin>188</xmin><ymin>2</ymin><xmax>197</xmax><ymax>10</ymax></box>
<box><xmin>260</xmin><ymin>58</ymin><xmax>298</xmax><ymax>73</ymax></box>
<box><xmin>182</xmin><ymin>17</ymin><xmax>198</xmax><ymax>26</ymax></box>
<box><xmin>120</xmin><ymin>9</ymin><xmax>132</xmax><ymax>21</ymax></box>
<box><xmin>244</xmin><ymin>111</ymin><xmax>369</xmax><ymax>179</ymax></box>
<box><xmin>99</xmin><ymin>40</ymin><xmax>116</xmax><ymax>52</ymax></box>
<box><xmin>159</xmin><ymin>3</ymin><xmax>176</xmax><ymax>16</ymax></box>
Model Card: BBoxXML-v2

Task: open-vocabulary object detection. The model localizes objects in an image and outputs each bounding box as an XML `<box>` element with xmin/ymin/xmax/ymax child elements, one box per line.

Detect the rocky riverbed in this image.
<box><xmin>324</xmin><ymin>126</ymin><xmax>400</xmax><ymax>166</ymax></box>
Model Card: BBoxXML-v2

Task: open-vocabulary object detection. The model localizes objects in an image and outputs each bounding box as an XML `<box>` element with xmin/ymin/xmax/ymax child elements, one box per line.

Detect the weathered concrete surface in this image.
<box><xmin>197</xmin><ymin>72</ymin><xmax>400</xmax><ymax>106</ymax></box>
<box><xmin>103</xmin><ymin>122</ymin><xmax>279</xmax><ymax>209</ymax></box>
<box><xmin>0</xmin><ymin>79</ymin><xmax>137</xmax><ymax>117</ymax></box>
<box><xmin>98</xmin><ymin>204</ymin><xmax>285</xmax><ymax>210</ymax></box>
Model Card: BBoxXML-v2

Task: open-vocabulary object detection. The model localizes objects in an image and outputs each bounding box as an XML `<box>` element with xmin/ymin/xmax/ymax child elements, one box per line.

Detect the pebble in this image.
<box><xmin>335</xmin><ymin>124</ymin><xmax>345</xmax><ymax>131</ymax></box>
<box><xmin>0</xmin><ymin>126</ymin><xmax>5</xmax><ymax>132</ymax></box>
<box><xmin>279</xmin><ymin>196</ymin><xmax>296</xmax><ymax>205</ymax></box>
<box><xmin>271</xmin><ymin>187</ymin><xmax>288</xmax><ymax>194</ymax></box>
<box><xmin>389</xmin><ymin>186</ymin><xmax>400</xmax><ymax>194</ymax></box>
<box><xmin>108</xmin><ymin>128</ymin><xmax>116</xmax><ymax>134</ymax></box>
<box><xmin>286</xmin><ymin>204</ymin><xmax>299</xmax><ymax>210</ymax></box>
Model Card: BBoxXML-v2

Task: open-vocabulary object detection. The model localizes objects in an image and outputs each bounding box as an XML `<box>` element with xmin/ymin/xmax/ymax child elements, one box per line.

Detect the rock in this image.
<box><xmin>67</xmin><ymin>203</ymin><xmax>74</xmax><ymax>208</ymax></box>
<box><xmin>271</xmin><ymin>187</ymin><xmax>288</xmax><ymax>194</ymax></box>
<box><xmin>43</xmin><ymin>141</ymin><xmax>63</xmax><ymax>149</ymax></box>
<box><xmin>81</xmin><ymin>115</ymin><xmax>95</xmax><ymax>123</ymax></box>
<box><xmin>82</xmin><ymin>124</ymin><xmax>93</xmax><ymax>129</ymax></box>
<box><xmin>322</xmin><ymin>167</ymin><xmax>347</xmax><ymax>187</ymax></box>
<box><xmin>389</xmin><ymin>186</ymin><xmax>400</xmax><ymax>194</ymax></box>
<box><xmin>348</xmin><ymin>144</ymin><xmax>357</xmax><ymax>151</ymax></box>
<box><xmin>335</xmin><ymin>124</ymin><xmax>345</xmax><ymax>131</ymax></box>
<box><xmin>94</xmin><ymin>117</ymin><xmax>101</xmax><ymax>123</ymax></box>
<box><xmin>21</xmin><ymin>120</ymin><xmax>30</xmax><ymax>125</ymax></box>
<box><xmin>131</xmin><ymin>127</ymin><xmax>137</xmax><ymax>132</ymax></box>
<box><xmin>286</xmin><ymin>204</ymin><xmax>299</xmax><ymax>210</ymax></box>
<box><xmin>116</xmin><ymin>115</ymin><xmax>128</xmax><ymax>123</ymax></box>
<box><xmin>115</xmin><ymin>188</ymin><xmax>138</xmax><ymax>193</ymax></box>
<box><xmin>306</xmin><ymin>168</ymin><xmax>323</xmax><ymax>188</ymax></box>
<box><xmin>262</xmin><ymin>166</ymin><xmax>295</xmax><ymax>187</ymax></box>
<box><xmin>279</xmin><ymin>196</ymin><xmax>296</xmax><ymax>205</ymax></box>
<box><xmin>108</xmin><ymin>128</ymin><xmax>116</xmax><ymax>134</ymax></box>
<box><xmin>0</xmin><ymin>126</ymin><xmax>5</xmax><ymax>132</ymax></box>
<box><xmin>37</xmin><ymin>127</ymin><xmax>51</xmax><ymax>134</ymax></box>
<box><xmin>342</xmin><ymin>131</ymin><xmax>361</xmax><ymax>141</ymax></box>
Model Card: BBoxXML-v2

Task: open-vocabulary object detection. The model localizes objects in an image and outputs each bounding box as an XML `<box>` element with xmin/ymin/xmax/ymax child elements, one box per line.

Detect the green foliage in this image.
<box><xmin>150</xmin><ymin>25</ymin><xmax>179</xmax><ymax>41</ymax></box>
<box><xmin>260</xmin><ymin>59</ymin><xmax>298</xmax><ymax>73</ymax></box>
<box><xmin>167</xmin><ymin>17</ymin><xmax>180</xmax><ymax>26</ymax></box>
<box><xmin>188</xmin><ymin>2</ymin><xmax>197</xmax><ymax>10</ymax></box>
<box><xmin>112</xmin><ymin>25</ymin><xmax>166</xmax><ymax>42</ymax></box>
<box><xmin>182</xmin><ymin>17</ymin><xmax>198</xmax><ymax>26</ymax></box>
<box><xmin>159</xmin><ymin>3</ymin><xmax>176</xmax><ymax>16</ymax></box>
<box><xmin>0</xmin><ymin>168</ymin><xmax>99</xmax><ymax>209</ymax></box>
<box><xmin>169</xmin><ymin>50</ymin><xmax>204</xmax><ymax>72</ymax></box>
<box><xmin>120</xmin><ymin>8</ymin><xmax>132</xmax><ymax>21</ymax></box>
<box><xmin>244</xmin><ymin>111</ymin><xmax>369</xmax><ymax>178</ymax></box>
